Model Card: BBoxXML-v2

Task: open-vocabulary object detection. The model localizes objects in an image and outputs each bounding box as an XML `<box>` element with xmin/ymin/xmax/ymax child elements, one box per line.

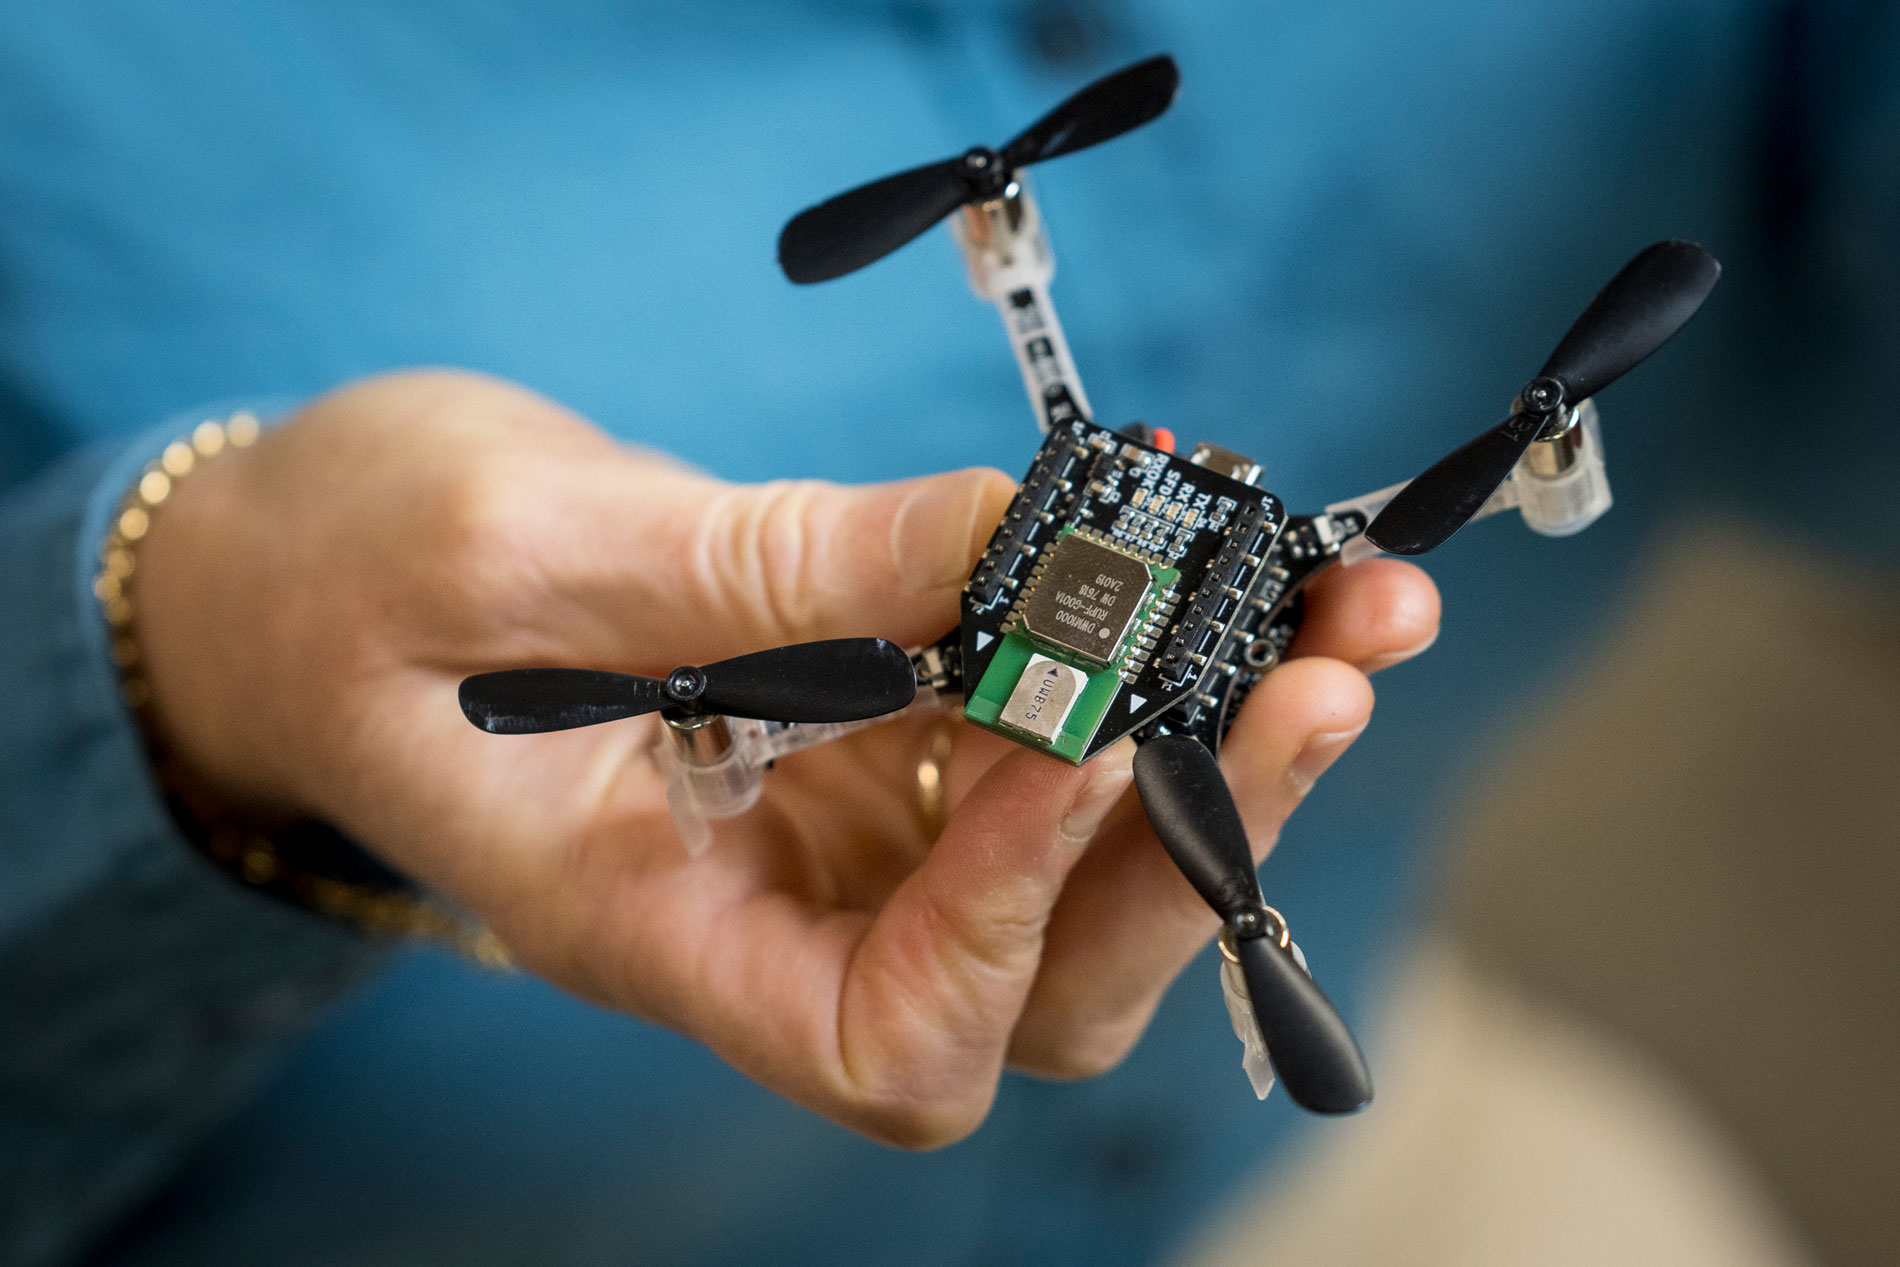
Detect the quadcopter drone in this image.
<box><xmin>459</xmin><ymin>56</ymin><xmax>1720</xmax><ymax>1117</ymax></box>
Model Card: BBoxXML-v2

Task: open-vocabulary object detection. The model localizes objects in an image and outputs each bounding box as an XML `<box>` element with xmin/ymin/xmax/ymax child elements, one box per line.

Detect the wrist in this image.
<box><xmin>110</xmin><ymin>413</ymin><xmax>296</xmax><ymax>814</ymax></box>
<box><xmin>93</xmin><ymin>410</ymin><xmax>510</xmax><ymax>964</ymax></box>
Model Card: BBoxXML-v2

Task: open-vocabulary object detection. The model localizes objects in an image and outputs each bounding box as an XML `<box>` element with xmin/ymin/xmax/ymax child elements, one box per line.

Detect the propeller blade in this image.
<box><xmin>1133</xmin><ymin>733</ymin><xmax>1264</xmax><ymax>922</ymax></box>
<box><xmin>779</xmin><ymin>54</ymin><xmax>1179</xmax><ymax>284</ymax></box>
<box><xmin>778</xmin><ymin>157</ymin><xmax>972</xmax><ymax>284</ymax></box>
<box><xmin>1363</xmin><ymin>411</ymin><xmax>1537</xmax><ymax>556</ymax></box>
<box><xmin>1234</xmin><ymin>934</ymin><xmax>1374</xmax><ymax>1114</ymax></box>
<box><xmin>1001</xmin><ymin>54</ymin><xmax>1181</xmax><ymax>168</ymax></box>
<box><xmin>1540</xmin><ymin>239</ymin><xmax>1721</xmax><ymax>404</ymax></box>
<box><xmin>699</xmin><ymin>637</ymin><xmax>917</xmax><ymax>722</ymax></box>
<box><xmin>1366</xmin><ymin>241</ymin><xmax>1721</xmax><ymax>557</ymax></box>
<box><xmin>1133</xmin><ymin>736</ymin><xmax>1372</xmax><ymax>1113</ymax></box>
<box><xmin>459</xmin><ymin>668</ymin><xmax>667</xmax><ymax>734</ymax></box>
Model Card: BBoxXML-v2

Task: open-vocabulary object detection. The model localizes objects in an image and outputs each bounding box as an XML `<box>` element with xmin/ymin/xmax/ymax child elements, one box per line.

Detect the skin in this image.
<box><xmin>133</xmin><ymin>370</ymin><xmax>1441</xmax><ymax>1148</ymax></box>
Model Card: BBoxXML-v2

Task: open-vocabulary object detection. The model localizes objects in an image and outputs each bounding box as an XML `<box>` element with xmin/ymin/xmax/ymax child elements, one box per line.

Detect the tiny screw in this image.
<box><xmin>1522</xmin><ymin>376</ymin><xmax>1565</xmax><ymax>414</ymax></box>
<box><xmin>959</xmin><ymin>147</ymin><xmax>1009</xmax><ymax>197</ymax></box>
<box><xmin>665</xmin><ymin>666</ymin><xmax>708</xmax><ymax>705</ymax></box>
<box><xmin>1232</xmin><ymin>909</ymin><xmax>1263</xmax><ymax>938</ymax></box>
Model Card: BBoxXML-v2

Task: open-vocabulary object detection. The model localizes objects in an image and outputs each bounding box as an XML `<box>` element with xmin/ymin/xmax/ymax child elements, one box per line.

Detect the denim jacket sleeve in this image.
<box><xmin>0</xmin><ymin>427</ymin><xmax>383</xmax><ymax>1267</ymax></box>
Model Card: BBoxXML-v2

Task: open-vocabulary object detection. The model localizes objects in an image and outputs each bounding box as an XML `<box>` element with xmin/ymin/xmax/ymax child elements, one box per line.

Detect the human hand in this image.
<box><xmin>135</xmin><ymin>370</ymin><xmax>1439</xmax><ymax>1146</ymax></box>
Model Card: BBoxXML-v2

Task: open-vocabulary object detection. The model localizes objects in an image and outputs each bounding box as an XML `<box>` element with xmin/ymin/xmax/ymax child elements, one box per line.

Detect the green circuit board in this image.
<box><xmin>965</xmin><ymin>527</ymin><xmax>1178</xmax><ymax>762</ymax></box>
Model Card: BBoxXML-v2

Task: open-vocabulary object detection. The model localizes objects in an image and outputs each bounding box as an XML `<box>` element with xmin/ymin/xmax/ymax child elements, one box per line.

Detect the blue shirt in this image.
<box><xmin>3</xmin><ymin>2</ymin><xmax>1896</xmax><ymax>1264</ymax></box>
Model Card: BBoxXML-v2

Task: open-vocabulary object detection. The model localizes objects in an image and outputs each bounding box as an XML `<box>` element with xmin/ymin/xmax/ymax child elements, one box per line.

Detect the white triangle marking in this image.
<box><xmin>974</xmin><ymin>631</ymin><xmax>995</xmax><ymax>651</ymax></box>
<box><xmin>1127</xmin><ymin>693</ymin><xmax>1148</xmax><ymax>712</ymax></box>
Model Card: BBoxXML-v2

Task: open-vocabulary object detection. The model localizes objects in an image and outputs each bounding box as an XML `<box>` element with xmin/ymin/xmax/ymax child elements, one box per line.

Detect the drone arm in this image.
<box><xmin>653</xmin><ymin>715</ymin><xmax>768</xmax><ymax>855</ymax></box>
<box><xmin>746</xmin><ymin>685</ymin><xmax>954</xmax><ymax>764</ymax></box>
<box><xmin>655</xmin><ymin>670</ymin><xmax>958</xmax><ymax>853</ymax></box>
<box><xmin>1218</xmin><ymin>939</ymin><xmax>1280</xmax><ymax>1098</ymax></box>
<box><xmin>1325</xmin><ymin>399</ymin><xmax>1609</xmax><ymax>565</ymax></box>
<box><xmin>1000</xmin><ymin>281</ymin><xmax>1092</xmax><ymax>433</ymax></box>
<box><xmin>950</xmin><ymin>181</ymin><xmax>1092</xmax><ymax>433</ymax></box>
<box><xmin>1324</xmin><ymin>480</ymin><xmax>1519</xmax><ymax>567</ymax></box>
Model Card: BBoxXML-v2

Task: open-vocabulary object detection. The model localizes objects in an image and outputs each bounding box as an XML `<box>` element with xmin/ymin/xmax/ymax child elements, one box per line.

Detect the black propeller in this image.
<box><xmin>1366</xmin><ymin>239</ymin><xmax>1721</xmax><ymax>556</ymax></box>
<box><xmin>1133</xmin><ymin>734</ymin><xmax>1374</xmax><ymax>1114</ymax></box>
<box><xmin>459</xmin><ymin>638</ymin><xmax>918</xmax><ymax>734</ymax></box>
<box><xmin>778</xmin><ymin>54</ymin><xmax>1180</xmax><ymax>285</ymax></box>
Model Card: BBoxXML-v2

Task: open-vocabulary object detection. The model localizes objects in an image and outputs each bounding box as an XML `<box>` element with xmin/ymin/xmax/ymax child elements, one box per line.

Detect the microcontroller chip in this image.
<box><xmin>1019</xmin><ymin>532</ymin><xmax>1153</xmax><ymax>666</ymax></box>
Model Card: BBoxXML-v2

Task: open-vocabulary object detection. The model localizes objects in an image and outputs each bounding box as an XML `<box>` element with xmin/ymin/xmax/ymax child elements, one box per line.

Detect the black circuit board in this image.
<box><xmin>1149</xmin><ymin>509</ymin><xmax>1366</xmax><ymax>753</ymax></box>
<box><xmin>953</xmin><ymin>418</ymin><xmax>1288</xmax><ymax>762</ymax></box>
<box><xmin>918</xmin><ymin>470</ymin><xmax>1368</xmax><ymax>762</ymax></box>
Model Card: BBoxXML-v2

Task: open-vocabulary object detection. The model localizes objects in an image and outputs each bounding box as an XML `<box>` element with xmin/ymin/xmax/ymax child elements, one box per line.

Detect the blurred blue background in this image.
<box><xmin>1</xmin><ymin>0</ymin><xmax>1894</xmax><ymax>1263</ymax></box>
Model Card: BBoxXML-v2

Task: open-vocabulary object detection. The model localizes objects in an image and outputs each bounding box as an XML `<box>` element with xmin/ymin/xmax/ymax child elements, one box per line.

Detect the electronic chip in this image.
<box><xmin>1019</xmin><ymin>531</ymin><xmax>1154</xmax><ymax>666</ymax></box>
<box><xmin>997</xmin><ymin>654</ymin><xmax>1086</xmax><ymax>743</ymax></box>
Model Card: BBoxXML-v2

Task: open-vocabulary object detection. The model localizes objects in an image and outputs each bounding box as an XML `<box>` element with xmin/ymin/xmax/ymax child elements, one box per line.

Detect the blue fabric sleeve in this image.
<box><xmin>0</xmin><ymin>426</ymin><xmax>384</xmax><ymax>1267</ymax></box>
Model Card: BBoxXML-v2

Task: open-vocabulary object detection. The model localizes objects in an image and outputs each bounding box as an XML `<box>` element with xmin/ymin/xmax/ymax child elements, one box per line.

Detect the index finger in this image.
<box><xmin>1286</xmin><ymin>556</ymin><xmax>1440</xmax><ymax>671</ymax></box>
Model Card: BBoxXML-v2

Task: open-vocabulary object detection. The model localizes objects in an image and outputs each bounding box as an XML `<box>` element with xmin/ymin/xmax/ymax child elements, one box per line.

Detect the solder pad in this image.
<box><xmin>1018</xmin><ymin>531</ymin><xmax>1153</xmax><ymax>666</ymax></box>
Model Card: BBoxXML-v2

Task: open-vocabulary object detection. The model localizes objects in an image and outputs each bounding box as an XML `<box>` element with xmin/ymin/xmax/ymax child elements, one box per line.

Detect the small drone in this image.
<box><xmin>459</xmin><ymin>56</ymin><xmax>1719</xmax><ymax>1116</ymax></box>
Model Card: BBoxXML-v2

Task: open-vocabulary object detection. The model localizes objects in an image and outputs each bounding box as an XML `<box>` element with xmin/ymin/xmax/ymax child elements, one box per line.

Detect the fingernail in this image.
<box><xmin>1285</xmin><ymin>726</ymin><xmax>1366</xmax><ymax>799</ymax></box>
<box><xmin>1362</xmin><ymin>631</ymin><xmax>1438</xmax><ymax>674</ymax></box>
<box><xmin>891</xmin><ymin>470</ymin><xmax>996</xmax><ymax>591</ymax></box>
<box><xmin>1059</xmin><ymin>746</ymin><xmax>1134</xmax><ymax>845</ymax></box>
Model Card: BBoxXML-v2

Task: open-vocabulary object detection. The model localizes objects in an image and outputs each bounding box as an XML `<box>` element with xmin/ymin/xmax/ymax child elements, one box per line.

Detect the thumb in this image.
<box><xmin>684</xmin><ymin>466</ymin><xmax>1016</xmax><ymax>652</ymax></box>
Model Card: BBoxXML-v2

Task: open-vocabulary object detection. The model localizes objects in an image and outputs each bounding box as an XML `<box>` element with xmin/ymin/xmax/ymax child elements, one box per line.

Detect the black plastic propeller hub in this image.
<box><xmin>1230</xmin><ymin>907</ymin><xmax>1267</xmax><ymax>939</ymax></box>
<box><xmin>958</xmin><ymin>146</ymin><xmax>1010</xmax><ymax>198</ymax></box>
<box><xmin>663</xmin><ymin>666</ymin><xmax>709</xmax><ymax>709</ymax></box>
<box><xmin>1520</xmin><ymin>375</ymin><xmax>1565</xmax><ymax>415</ymax></box>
